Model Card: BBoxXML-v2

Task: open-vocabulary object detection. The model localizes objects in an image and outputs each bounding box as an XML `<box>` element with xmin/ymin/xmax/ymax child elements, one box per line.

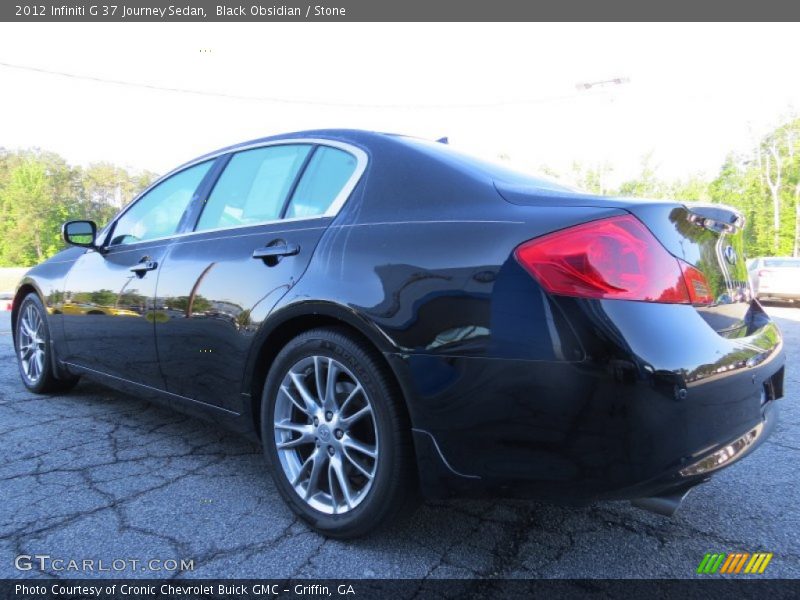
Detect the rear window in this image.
<box><xmin>399</xmin><ymin>136</ymin><xmax>577</xmax><ymax>192</ymax></box>
<box><xmin>764</xmin><ymin>258</ymin><xmax>800</xmax><ymax>268</ymax></box>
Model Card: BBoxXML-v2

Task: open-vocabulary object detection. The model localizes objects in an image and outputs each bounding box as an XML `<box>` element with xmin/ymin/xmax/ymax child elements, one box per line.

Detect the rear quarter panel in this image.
<box><xmin>272</xmin><ymin>200</ymin><xmax>626</xmax><ymax>434</ymax></box>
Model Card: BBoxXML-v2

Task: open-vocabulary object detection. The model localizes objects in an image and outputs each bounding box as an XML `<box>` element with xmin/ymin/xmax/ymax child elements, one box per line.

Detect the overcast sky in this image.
<box><xmin>1</xmin><ymin>22</ymin><xmax>798</xmax><ymax>185</ymax></box>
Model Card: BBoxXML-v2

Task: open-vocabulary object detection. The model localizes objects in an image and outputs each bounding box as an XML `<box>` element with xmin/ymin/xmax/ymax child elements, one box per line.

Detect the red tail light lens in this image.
<box><xmin>680</xmin><ymin>262</ymin><xmax>714</xmax><ymax>305</ymax></box>
<box><xmin>514</xmin><ymin>214</ymin><xmax>713</xmax><ymax>305</ymax></box>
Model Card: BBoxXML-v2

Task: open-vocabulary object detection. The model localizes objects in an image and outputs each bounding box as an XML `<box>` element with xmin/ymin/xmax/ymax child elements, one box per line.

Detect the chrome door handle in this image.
<box><xmin>130</xmin><ymin>260</ymin><xmax>158</xmax><ymax>275</ymax></box>
<box><xmin>252</xmin><ymin>243</ymin><xmax>300</xmax><ymax>260</ymax></box>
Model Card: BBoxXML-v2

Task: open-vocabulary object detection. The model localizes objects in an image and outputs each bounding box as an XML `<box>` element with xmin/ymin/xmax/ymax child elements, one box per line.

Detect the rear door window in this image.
<box><xmin>196</xmin><ymin>144</ymin><xmax>312</xmax><ymax>231</ymax></box>
<box><xmin>284</xmin><ymin>146</ymin><xmax>358</xmax><ymax>219</ymax></box>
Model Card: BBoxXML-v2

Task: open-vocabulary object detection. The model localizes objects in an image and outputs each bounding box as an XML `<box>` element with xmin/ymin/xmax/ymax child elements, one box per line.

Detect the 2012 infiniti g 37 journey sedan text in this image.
<box><xmin>13</xmin><ymin>130</ymin><xmax>785</xmax><ymax>537</ymax></box>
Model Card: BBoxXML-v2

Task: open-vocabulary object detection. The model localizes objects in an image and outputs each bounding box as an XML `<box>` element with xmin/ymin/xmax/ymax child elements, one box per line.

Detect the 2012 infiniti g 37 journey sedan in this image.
<box><xmin>14</xmin><ymin>130</ymin><xmax>785</xmax><ymax>537</ymax></box>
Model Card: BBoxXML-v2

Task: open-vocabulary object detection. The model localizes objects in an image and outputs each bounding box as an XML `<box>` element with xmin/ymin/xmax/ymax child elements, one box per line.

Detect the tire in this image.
<box><xmin>261</xmin><ymin>327</ymin><xmax>416</xmax><ymax>538</ymax></box>
<box><xmin>15</xmin><ymin>293</ymin><xmax>80</xmax><ymax>394</ymax></box>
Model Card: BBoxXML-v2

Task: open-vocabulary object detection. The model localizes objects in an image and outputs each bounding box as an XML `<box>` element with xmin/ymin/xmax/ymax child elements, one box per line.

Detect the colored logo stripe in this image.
<box><xmin>697</xmin><ymin>553</ymin><xmax>725</xmax><ymax>574</ymax></box>
<box><xmin>745</xmin><ymin>553</ymin><xmax>773</xmax><ymax>574</ymax></box>
<box><xmin>698</xmin><ymin>552</ymin><xmax>773</xmax><ymax>574</ymax></box>
<box><xmin>719</xmin><ymin>553</ymin><xmax>749</xmax><ymax>573</ymax></box>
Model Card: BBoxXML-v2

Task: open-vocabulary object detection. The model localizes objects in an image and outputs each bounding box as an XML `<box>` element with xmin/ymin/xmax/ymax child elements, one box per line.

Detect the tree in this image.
<box><xmin>0</xmin><ymin>149</ymin><xmax>157</xmax><ymax>266</ymax></box>
<box><xmin>565</xmin><ymin>161</ymin><xmax>615</xmax><ymax>195</ymax></box>
<box><xmin>0</xmin><ymin>154</ymin><xmax>75</xmax><ymax>265</ymax></box>
<box><xmin>617</xmin><ymin>152</ymin><xmax>667</xmax><ymax>198</ymax></box>
<box><xmin>536</xmin><ymin>116</ymin><xmax>800</xmax><ymax>257</ymax></box>
<box><xmin>79</xmin><ymin>162</ymin><xmax>157</xmax><ymax>227</ymax></box>
<box><xmin>710</xmin><ymin>118</ymin><xmax>800</xmax><ymax>257</ymax></box>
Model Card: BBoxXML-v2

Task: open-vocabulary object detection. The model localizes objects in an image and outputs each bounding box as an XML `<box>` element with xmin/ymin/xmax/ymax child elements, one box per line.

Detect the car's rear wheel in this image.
<box><xmin>15</xmin><ymin>294</ymin><xmax>79</xmax><ymax>394</ymax></box>
<box><xmin>261</xmin><ymin>327</ymin><xmax>415</xmax><ymax>538</ymax></box>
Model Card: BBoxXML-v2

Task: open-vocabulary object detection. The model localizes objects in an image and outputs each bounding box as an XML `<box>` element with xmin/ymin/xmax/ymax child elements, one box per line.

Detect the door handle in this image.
<box><xmin>130</xmin><ymin>260</ymin><xmax>158</xmax><ymax>275</ymax></box>
<box><xmin>252</xmin><ymin>243</ymin><xmax>300</xmax><ymax>260</ymax></box>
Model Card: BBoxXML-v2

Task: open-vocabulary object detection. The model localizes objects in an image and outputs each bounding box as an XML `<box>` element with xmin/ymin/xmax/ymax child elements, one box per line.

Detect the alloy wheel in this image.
<box><xmin>273</xmin><ymin>355</ymin><xmax>378</xmax><ymax>515</ymax></box>
<box><xmin>18</xmin><ymin>304</ymin><xmax>46</xmax><ymax>384</ymax></box>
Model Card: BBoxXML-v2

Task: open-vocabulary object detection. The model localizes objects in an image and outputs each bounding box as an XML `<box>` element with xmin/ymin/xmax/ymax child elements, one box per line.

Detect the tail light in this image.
<box><xmin>758</xmin><ymin>269</ymin><xmax>773</xmax><ymax>278</ymax></box>
<box><xmin>514</xmin><ymin>214</ymin><xmax>713</xmax><ymax>305</ymax></box>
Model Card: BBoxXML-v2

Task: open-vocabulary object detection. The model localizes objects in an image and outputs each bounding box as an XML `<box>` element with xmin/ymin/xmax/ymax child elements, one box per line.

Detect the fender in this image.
<box><xmin>13</xmin><ymin>275</ymin><xmax>74</xmax><ymax>380</ymax></box>
<box><xmin>12</xmin><ymin>275</ymin><xmax>47</xmax><ymax>345</ymax></box>
<box><xmin>241</xmin><ymin>296</ymin><xmax>403</xmax><ymax>398</ymax></box>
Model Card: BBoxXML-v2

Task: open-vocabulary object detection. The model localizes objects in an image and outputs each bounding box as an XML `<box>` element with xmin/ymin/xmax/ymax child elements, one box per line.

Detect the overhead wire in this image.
<box><xmin>0</xmin><ymin>59</ymin><xmax>613</xmax><ymax>110</ymax></box>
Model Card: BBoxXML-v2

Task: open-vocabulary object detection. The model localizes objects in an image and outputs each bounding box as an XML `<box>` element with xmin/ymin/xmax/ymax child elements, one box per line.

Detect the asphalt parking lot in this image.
<box><xmin>1</xmin><ymin>307</ymin><xmax>798</xmax><ymax>580</ymax></box>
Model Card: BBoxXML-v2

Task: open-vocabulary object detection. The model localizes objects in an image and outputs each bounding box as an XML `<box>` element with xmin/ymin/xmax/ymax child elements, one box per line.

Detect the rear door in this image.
<box><xmin>155</xmin><ymin>141</ymin><xmax>365</xmax><ymax>413</ymax></box>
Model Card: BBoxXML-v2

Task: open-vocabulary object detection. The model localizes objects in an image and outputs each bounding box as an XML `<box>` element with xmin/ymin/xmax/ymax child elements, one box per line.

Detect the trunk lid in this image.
<box><xmin>496</xmin><ymin>182</ymin><xmax>753</xmax><ymax>336</ymax></box>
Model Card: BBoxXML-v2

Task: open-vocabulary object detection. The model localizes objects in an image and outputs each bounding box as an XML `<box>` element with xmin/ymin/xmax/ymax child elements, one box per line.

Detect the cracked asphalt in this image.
<box><xmin>1</xmin><ymin>307</ymin><xmax>798</xmax><ymax>580</ymax></box>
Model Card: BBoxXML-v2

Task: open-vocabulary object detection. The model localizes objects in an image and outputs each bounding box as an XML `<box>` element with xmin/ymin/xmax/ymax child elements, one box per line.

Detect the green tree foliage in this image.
<box><xmin>568</xmin><ymin>161</ymin><xmax>615</xmax><ymax>195</ymax></box>
<box><xmin>708</xmin><ymin>119</ymin><xmax>799</xmax><ymax>257</ymax></box>
<box><xmin>0</xmin><ymin>148</ymin><xmax>157</xmax><ymax>267</ymax></box>
<box><xmin>3</xmin><ymin>117</ymin><xmax>799</xmax><ymax>267</ymax></box>
<box><xmin>549</xmin><ymin>118</ymin><xmax>800</xmax><ymax>257</ymax></box>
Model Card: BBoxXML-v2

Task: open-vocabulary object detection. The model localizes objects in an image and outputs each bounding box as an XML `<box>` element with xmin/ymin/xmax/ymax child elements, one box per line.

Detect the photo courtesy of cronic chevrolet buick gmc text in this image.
<box><xmin>12</xmin><ymin>130</ymin><xmax>785</xmax><ymax>537</ymax></box>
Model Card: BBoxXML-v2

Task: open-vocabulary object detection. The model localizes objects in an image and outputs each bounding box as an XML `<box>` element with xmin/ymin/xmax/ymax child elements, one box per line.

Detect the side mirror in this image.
<box><xmin>62</xmin><ymin>220</ymin><xmax>98</xmax><ymax>248</ymax></box>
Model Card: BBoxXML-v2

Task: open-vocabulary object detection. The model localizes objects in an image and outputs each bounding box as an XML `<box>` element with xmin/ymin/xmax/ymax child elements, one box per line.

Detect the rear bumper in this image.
<box><xmin>612</xmin><ymin>397</ymin><xmax>778</xmax><ymax>502</ymax></box>
<box><xmin>392</xmin><ymin>298</ymin><xmax>785</xmax><ymax>502</ymax></box>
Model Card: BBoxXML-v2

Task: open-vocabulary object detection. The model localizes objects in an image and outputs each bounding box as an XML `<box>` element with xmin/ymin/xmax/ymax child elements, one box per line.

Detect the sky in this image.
<box><xmin>1</xmin><ymin>22</ymin><xmax>799</xmax><ymax>186</ymax></box>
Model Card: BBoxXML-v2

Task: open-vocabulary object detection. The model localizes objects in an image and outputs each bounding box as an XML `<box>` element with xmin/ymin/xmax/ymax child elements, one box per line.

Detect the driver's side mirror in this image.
<box><xmin>62</xmin><ymin>220</ymin><xmax>98</xmax><ymax>248</ymax></box>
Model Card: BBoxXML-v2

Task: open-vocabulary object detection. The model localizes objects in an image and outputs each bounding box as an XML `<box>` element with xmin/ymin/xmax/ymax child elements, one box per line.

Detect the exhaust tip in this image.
<box><xmin>631</xmin><ymin>486</ymin><xmax>694</xmax><ymax>517</ymax></box>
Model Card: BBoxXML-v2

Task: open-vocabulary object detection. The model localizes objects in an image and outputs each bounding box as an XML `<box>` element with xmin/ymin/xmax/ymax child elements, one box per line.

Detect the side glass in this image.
<box><xmin>108</xmin><ymin>161</ymin><xmax>212</xmax><ymax>246</ymax></box>
<box><xmin>284</xmin><ymin>146</ymin><xmax>358</xmax><ymax>219</ymax></box>
<box><xmin>195</xmin><ymin>145</ymin><xmax>312</xmax><ymax>232</ymax></box>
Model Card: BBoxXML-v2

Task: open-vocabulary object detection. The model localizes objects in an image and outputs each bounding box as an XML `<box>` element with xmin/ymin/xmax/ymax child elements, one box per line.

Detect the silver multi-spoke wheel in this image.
<box><xmin>273</xmin><ymin>355</ymin><xmax>378</xmax><ymax>515</ymax></box>
<box><xmin>18</xmin><ymin>303</ymin><xmax>46</xmax><ymax>384</ymax></box>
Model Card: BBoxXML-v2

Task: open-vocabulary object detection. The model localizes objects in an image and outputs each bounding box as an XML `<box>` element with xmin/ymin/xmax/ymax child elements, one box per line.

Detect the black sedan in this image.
<box><xmin>13</xmin><ymin>130</ymin><xmax>785</xmax><ymax>537</ymax></box>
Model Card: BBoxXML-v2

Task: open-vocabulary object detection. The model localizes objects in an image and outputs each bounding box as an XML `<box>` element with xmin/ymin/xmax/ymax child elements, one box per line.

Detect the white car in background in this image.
<box><xmin>748</xmin><ymin>257</ymin><xmax>800</xmax><ymax>302</ymax></box>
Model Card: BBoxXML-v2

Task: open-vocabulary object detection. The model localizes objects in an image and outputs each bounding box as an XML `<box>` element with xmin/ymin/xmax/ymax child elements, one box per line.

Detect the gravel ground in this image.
<box><xmin>1</xmin><ymin>306</ymin><xmax>798</xmax><ymax>579</ymax></box>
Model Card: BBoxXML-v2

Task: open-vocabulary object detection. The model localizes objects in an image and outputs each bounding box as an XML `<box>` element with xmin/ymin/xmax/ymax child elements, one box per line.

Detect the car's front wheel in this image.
<box><xmin>15</xmin><ymin>293</ymin><xmax>79</xmax><ymax>394</ymax></box>
<box><xmin>261</xmin><ymin>327</ymin><xmax>416</xmax><ymax>538</ymax></box>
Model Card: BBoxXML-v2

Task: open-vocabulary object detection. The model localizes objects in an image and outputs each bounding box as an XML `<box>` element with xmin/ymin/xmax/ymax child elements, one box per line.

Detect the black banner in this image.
<box><xmin>2</xmin><ymin>0</ymin><xmax>800</xmax><ymax>22</ymax></box>
<box><xmin>4</xmin><ymin>579</ymin><xmax>800</xmax><ymax>600</ymax></box>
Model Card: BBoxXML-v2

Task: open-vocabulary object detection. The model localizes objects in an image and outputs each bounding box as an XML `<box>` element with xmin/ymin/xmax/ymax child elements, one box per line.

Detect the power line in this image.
<box><xmin>0</xmin><ymin>59</ymin><xmax>611</xmax><ymax>110</ymax></box>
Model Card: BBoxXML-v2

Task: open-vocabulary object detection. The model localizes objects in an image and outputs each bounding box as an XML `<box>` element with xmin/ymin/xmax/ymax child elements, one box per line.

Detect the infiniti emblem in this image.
<box><xmin>724</xmin><ymin>245</ymin><xmax>737</xmax><ymax>265</ymax></box>
<box><xmin>317</xmin><ymin>424</ymin><xmax>331</xmax><ymax>441</ymax></box>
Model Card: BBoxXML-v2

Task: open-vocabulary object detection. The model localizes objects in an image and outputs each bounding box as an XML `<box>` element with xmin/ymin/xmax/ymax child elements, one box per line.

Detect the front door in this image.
<box><xmin>61</xmin><ymin>160</ymin><xmax>214</xmax><ymax>387</ymax></box>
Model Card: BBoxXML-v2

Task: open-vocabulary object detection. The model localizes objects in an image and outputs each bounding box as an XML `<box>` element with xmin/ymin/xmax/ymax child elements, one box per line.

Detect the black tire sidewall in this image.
<box><xmin>15</xmin><ymin>294</ymin><xmax>54</xmax><ymax>393</ymax></box>
<box><xmin>260</xmin><ymin>329</ymin><xmax>405</xmax><ymax>538</ymax></box>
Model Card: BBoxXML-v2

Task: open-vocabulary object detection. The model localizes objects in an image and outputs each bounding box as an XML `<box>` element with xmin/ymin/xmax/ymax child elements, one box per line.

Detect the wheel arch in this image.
<box><xmin>11</xmin><ymin>279</ymin><xmax>45</xmax><ymax>346</ymax></box>
<box><xmin>11</xmin><ymin>278</ymin><xmax>77</xmax><ymax>387</ymax></box>
<box><xmin>244</xmin><ymin>301</ymin><xmax>415</xmax><ymax>441</ymax></box>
